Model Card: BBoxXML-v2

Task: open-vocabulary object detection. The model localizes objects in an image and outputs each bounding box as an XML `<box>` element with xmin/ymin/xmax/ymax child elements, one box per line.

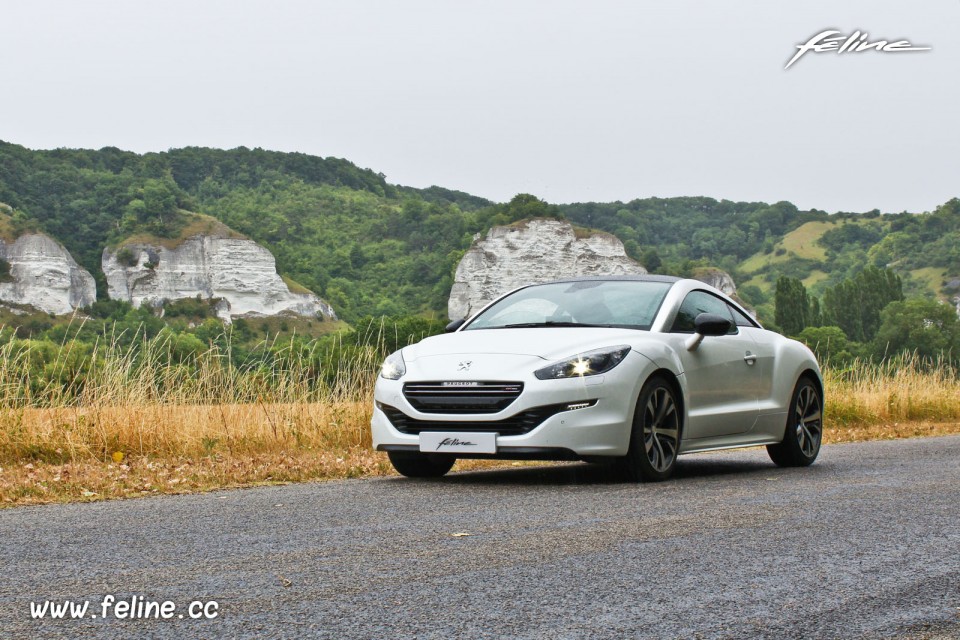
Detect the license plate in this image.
<box><xmin>419</xmin><ymin>431</ymin><xmax>497</xmax><ymax>454</ymax></box>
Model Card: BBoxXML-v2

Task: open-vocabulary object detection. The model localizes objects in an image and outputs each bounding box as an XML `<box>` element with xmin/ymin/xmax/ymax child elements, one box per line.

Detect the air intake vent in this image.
<box><xmin>402</xmin><ymin>381</ymin><xmax>524</xmax><ymax>414</ymax></box>
<box><xmin>378</xmin><ymin>401</ymin><xmax>594</xmax><ymax>436</ymax></box>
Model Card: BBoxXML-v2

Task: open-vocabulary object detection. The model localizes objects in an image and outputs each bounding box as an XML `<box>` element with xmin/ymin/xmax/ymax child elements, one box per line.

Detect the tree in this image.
<box><xmin>822</xmin><ymin>281</ymin><xmax>860</xmax><ymax>341</ymax></box>
<box><xmin>857</xmin><ymin>266</ymin><xmax>904</xmax><ymax>339</ymax></box>
<box><xmin>142</xmin><ymin>178</ymin><xmax>177</xmax><ymax>221</ymax></box>
<box><xmin>122</xmin><ymin>178</ymin><xmax>180</xmax><ymax>236</ymax></box>
<box><xmin>797</xmin><ymin>325</ymin><xmax>853</xmax><ymax>364</ymax></box>
<box><xmin>808</xmin><ymin>296</ymin><xmax>823</xmax><ymax>328</ymax></box>
<box><xmin>822</xmin><ymin>266</ymin><xmax>903</xmax><ymax>342</ymax></box>
<box><xmin>775</xmin><ymin>276</ymin><xmax>809</xmax><ymax>335</ymax></box>
<box><xmin>496</xmin><ymin>194</ymin><xmax>563</xmax><ymax>224</ymax></box>
<box><xmin>871</xmin><ymin>298</ymin><xmax>960</xmax><ymax>361</ymax></box>
<box><xmin>641</xmin><ymin>249</ymin><xmax>662</xmax><ymax>273</ymax></box>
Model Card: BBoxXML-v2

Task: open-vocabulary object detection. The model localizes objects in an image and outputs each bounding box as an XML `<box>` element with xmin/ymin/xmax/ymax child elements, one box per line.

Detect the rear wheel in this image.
<box><xmin>617</xmin><ymin>376</ymin><xmax>681</xmax><ymax>482</ymax></box>
<box><xmin>768</xmin><ymin>377</ymin><xmax>822</xmax><ymax>467</ymax></box>
<box><xmin>387</xmin><ymin>451</ymin><xmax>456</xmax><ymax>478</ymax></box>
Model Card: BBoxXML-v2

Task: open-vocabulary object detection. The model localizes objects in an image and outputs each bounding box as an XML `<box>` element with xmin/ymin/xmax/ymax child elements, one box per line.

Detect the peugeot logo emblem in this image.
<box><xmin>457</xmin><ymin>360</ymin><xmax>472</xmax><ymax>371</ymax></box>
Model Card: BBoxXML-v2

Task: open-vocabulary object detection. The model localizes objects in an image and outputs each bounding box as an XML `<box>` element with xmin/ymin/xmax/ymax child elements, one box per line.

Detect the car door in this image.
<box><xmin>667</xmin><ymin>290</ymin><xmax>761</xmax><ymax>439</ymax></box>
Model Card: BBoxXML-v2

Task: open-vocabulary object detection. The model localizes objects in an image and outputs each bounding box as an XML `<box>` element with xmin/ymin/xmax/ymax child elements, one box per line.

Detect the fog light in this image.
<box><xmin>564</xmin><ymin>401</ymin><xmax>595</xmax><ymax>411</ymax></box>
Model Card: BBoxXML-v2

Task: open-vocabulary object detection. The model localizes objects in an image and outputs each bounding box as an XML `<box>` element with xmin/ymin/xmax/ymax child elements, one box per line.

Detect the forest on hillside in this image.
<box><xmin>0</xmin><ymin>139</ymin><xmax>958</xmax><ymax>376</ymax></box>
<box><xmin>4</xmin><ymin>140</ymin><xmax>959</xmax><ymax>317</ymax></box>
<box><xmin>562</xmin><ymin>197</ymin><xmax>960</xmax><ymax>304</ymax></box>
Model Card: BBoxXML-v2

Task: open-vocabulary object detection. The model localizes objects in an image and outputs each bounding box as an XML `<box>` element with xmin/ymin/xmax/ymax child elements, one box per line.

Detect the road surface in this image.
<box><xmin>1</xmin><ymin>436</ymin><xmax>959</xmax><ymax>639</ymax></box>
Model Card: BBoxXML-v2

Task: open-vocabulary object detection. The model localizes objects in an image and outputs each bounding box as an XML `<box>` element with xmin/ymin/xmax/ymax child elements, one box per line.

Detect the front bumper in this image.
<box><xmin>371</xmin><ymin>351</ymin><xmax>652</xmax><ymax>458</ymax></box>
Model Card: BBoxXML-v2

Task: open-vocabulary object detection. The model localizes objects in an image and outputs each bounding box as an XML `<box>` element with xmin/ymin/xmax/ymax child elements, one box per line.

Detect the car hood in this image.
<box><xmin>403</xmin><ymin>327</ymin><xmax>649</xmax><ymax>362</ymax></box>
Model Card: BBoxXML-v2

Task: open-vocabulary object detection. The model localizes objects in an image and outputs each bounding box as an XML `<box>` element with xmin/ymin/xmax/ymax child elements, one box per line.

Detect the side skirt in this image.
<box><xmin>678</xmin><ymin>435</ymin><xmax>783</xmax><ymax>455</ymax></box>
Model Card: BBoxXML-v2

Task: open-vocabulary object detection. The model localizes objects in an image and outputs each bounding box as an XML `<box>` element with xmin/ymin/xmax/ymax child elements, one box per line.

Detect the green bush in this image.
<box><xmin>116</xmin><ymin>247</ymin><xmax>138</xmax><ymax>267</ymax></box>
<box><xmin>164</xmin><ymin>296</ymin><xmax>216</xmax><ymax>319</ymax></box>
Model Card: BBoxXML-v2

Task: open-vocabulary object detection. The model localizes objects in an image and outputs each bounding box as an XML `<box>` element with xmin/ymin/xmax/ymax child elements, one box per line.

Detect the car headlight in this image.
<box><xmin>534</xmin><ymin>345</ymin><xmax>631</xmax><ymax>380</ymax></box>
<box><xmin>380</xmin><ymin>350</ymin><xmax>406</xmax><ymax>380</ymax></box>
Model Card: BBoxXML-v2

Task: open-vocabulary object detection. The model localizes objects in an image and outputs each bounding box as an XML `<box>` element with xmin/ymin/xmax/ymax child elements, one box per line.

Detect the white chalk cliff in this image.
<box><xmin>103</xmin><ymin>235</ymin><xmax>336</xmax><ymax>322</ymax></box>
<box><xmin>690</xmin><ymin>267</ymin><xmax>738</xmax><ymax>298</ymax></box>
<box><xmin>0</xmin><ymin>233</ymin><xmax>97</xmax><ymax>315</ymax></box>
<box><xmin>448</xmin><ymin>218</ymin><xmax>647</xmax><ymax>320</ymax></box>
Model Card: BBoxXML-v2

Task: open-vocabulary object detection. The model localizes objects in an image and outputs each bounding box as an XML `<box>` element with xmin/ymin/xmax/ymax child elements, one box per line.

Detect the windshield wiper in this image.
<box><xmin>502</xmin><ymin>321</ymin><xmax>607</xmax><ymax>328</ymax></box>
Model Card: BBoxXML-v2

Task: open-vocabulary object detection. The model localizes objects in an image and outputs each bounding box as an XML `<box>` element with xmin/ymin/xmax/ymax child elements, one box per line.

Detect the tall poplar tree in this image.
<box><xmin>775</xmin><ymin>276</ymin><xmax>810</xmax><ymax>336</ymax></box>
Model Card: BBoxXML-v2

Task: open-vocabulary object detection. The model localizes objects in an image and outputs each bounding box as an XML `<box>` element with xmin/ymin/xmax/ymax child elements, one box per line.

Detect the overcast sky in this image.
<box><xmin>1</xmin><ymin>0</ymin><xmax>957</xmax><ymax>213</ymax></box>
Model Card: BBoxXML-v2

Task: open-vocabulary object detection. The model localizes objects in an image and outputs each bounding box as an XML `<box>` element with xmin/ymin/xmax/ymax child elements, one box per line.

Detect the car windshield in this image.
<box><xmin>464</xmin><ymin>280</ymin><xmax>673</xmax><ymax>331</ymax></box>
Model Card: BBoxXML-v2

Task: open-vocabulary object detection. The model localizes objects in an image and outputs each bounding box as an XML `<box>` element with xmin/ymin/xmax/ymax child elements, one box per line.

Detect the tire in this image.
<box><xmin>617</xmin><ymin>375</ymin><xmax>681</xmax><ymax>482</ymax></box>
<box><xmin>387</xmin><ymin>451</ymin><xmax>456</xmax><ymax>478</ymax></box>
<box><xmin>768</xmin><ymin>377</ymin><xmax>823</xmax><ymax>467</ymax></box>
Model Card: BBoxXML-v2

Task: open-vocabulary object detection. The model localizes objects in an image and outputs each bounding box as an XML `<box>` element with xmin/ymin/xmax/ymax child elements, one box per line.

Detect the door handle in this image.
<box><xmin>743</xmin><ymin>352</ymin><xmax>757</xmax><ymax>365</ymax></box>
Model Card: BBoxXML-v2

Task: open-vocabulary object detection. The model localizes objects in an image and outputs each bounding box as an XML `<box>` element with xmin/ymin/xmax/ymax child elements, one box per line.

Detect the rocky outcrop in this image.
<box><xmin>103</xmin><ymin>235</ymin><xmax>336</xmax><ymax>322</ymax></box>
<box><xmin>448</xmin><ymin>218</ymin><xmax>647</xmax><ymax>320</ymax></box>
<box><xmin>0</xmin><ymin>233</ymin><xmax>96</xmax><ymax>315</ymax></box>
<box><xmin>690</xmin><ymin>267</ymin><xmax>738</xmax><ymax>298</ymax></box>
<box><xmin>691</xmin><ymin>267</ymin><xmax>756</xmax><ymax>317</ymax></box>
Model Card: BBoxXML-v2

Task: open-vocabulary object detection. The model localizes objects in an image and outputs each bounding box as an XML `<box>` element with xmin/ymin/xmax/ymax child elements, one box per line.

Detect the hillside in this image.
<box><xmin>559</xmin><ymin>197</ymin><xmax>960</xmax><ymax>321</ymax></box>
<box><xmin>0</xmin><ymin>140</ymin><xmax>957</xmax><ymax>327</ymax></box>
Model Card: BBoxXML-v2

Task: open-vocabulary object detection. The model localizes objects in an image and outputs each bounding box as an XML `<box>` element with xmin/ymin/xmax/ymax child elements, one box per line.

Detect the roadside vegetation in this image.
<box><xmin>1</xmin><ymin>319</ymin><xmax>958</xmax><ymax>507</ymax></box>
<box><xmin>822</xmin><ymin>353</ymin><xmax>960</xmax><ymax>442</ymax></box>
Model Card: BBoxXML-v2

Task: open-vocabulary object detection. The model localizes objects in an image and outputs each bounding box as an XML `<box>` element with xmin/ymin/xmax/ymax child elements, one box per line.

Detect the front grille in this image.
<box><xmin>402</xmin><ymin>381</ymin><xmax>524</xmax><ymax>414</ymax></box>
<box><xmin>378</xmin><ymin>401</ymin><xmax>595</xmax><ymax>436</ymax></box>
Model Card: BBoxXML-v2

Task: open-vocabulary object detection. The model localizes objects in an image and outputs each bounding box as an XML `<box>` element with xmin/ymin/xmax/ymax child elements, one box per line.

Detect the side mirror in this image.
<box><xmin>445</xmin><ymin>318</ymin><xmax>466</xmax><ymax>333</ymax></box>
<box><xmin>695</xmin><ymin>313</ymin><xmax>732</xmax><ymax>336</ymax></box>
<box><xmin>686</xmin><ymin>313</ymin><xmax>732</xmax><ymax>351</ymax></box>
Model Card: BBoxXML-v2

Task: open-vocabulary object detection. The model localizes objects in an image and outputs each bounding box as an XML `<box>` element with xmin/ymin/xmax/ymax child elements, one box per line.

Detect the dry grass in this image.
<box><xmin>824</xmin><ymin>354</ymin><xmax>960</xmax><ymax>427</ymax></box>
<box><xmin>0</xmin><ymin>333</ymin><xmax>958</xmax><ymax>507</ymax></box>
<box><xmin>0</xmin><ymin>321</ymin><xmax>384</xmax><ymax>507</ymax></box>
<box><xmin>1</xmin><ymin>401</ymin><xmax>373</xmax><ymax>462</ymax></box>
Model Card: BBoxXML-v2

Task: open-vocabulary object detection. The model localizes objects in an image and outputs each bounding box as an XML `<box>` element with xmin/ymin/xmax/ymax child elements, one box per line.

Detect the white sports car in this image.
<box><xmin>372</xmin><ymin>276</ymin><xmax>823</xmax><ymax>481</ymax></box>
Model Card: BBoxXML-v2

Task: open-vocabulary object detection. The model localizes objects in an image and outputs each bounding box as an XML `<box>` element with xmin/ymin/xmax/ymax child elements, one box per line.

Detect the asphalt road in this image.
<box><xmin>2</xmin><ymin>436</ymin><xmax>959</xmax><ymax>640</ymax></box>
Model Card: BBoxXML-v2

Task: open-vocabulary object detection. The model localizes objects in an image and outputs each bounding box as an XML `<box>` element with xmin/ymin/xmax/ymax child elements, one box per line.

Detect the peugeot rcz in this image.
<box><xmin>372</xmin><ymin>276</ymin><xmax>823</xmax><ymax>482</ymax></box>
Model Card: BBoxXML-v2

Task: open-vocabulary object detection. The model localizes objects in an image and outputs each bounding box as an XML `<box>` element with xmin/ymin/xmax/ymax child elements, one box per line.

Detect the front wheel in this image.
<box><xmin>767</xmin><ymin>377</ymin><xmax>823</xmax><ymax>467</ymax></box>
<box><xmin>617</xmin><ymin>376</ymin><xmax>681</xmax><ymax>482</ymax></box>
<box><xmin>387</xmin><ymin>451</ymin><xmax>456</xmax><ymax>478</ymax></box>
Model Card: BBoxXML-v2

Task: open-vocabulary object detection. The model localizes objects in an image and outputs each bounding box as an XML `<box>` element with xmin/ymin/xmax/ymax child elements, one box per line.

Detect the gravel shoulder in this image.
<box><xmin>1</xmin><ymin>436</ymin><xmax>959</xmax><ymax>639</ymax></box>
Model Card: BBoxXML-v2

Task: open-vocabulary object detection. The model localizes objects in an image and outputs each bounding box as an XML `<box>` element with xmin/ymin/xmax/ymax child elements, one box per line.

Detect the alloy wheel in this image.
<box><xmin>794</xmin><ymin>384</ymin><xmax>822</xmax><ymax>458</ymax></box>
<box><xmin>643</xmin><ymin>386</ymin><xmax>680</xmax><ymax>473</ymax></box>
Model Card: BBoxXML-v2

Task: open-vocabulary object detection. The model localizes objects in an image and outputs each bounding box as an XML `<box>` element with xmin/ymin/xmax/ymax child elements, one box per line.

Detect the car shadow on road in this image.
<box><xmin>432</xmin><ymin>454</ymin><xmax>782</xmax><ymax>486</ymax></box>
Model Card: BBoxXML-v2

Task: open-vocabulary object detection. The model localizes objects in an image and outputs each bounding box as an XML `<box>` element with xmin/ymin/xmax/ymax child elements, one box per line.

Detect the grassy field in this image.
<box><xmin>1</xmin><ymin>330</ymin><xmax>959</xmax><ymax>506</ymax></box>
<box><xmin>801</xmin><ymin>269</ymin><xmax>830</xmax><ymax>291</ymax></box>
<box><xmin>740</xmin><ymin>220</ymin><xmax>836</xmax><ymax>274</ymax></box>
<box><xmin>907</xmin><ymin>266</ymin><xmax>948</xmax><ymax>296</ymax></box>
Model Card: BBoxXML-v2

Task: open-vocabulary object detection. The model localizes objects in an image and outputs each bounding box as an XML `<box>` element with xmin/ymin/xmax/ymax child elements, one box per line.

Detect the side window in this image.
<box><xmin>671</xmin><ymin>291</ymin><xmax>736</xmax><ymax>333</ymax></box>
<box><xmin>728</xmin><ymin>303</ymin><xmax>757</xmax><ymax>328</ymax></box>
